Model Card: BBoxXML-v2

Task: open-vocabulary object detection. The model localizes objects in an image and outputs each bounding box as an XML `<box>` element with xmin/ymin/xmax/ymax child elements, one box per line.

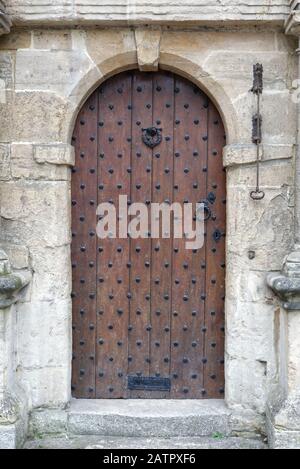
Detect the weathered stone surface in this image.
<box><xmin>0</xmin><ymin>31</ymin><xmax>31</xmax><ymax>50</ymax></box>
<box><xmin>84</xmin><ymin>28</ymin><xmax>136</xmax><ymax>76</ymax></box>
<box><xmin>23</xmin><ymin>435</ymin><xmax>267</xmax><ymax>450</ymax></box>
<box><xmin>0</xmin><ymin>243</ymin><xmax>29</xmax><ymax>270</ymax></box>
<box><xmin>0</xmin><ymin>52</ymin><xmax>13</xmax><ymax>89</ymax></box>
<box><xmin>34</xmin><ymin>145</ymin><xmax>74</xmax><ymax>166</ymax></box>
<box><xmin>68</xmin><ymin>400</ymin><xmax>232</xmax><ymax>438</ymax></box>
<box><xmin>6</xmin><ymin>0</ymin><xmax>289</xmax><ymax>25</ymax></box>
<box><xmin>15</xmin><ymin>365</ymin><xmax>71</xmax><ymax>410</ymax></box>
<box><xmin>0</xmin><ymin>394</ymin><xmax>19</xmax><ymax>425</ymax></box>
<box><xmin>32</xmin><ymin>30</ymin><xmax>72</xmax><ymax>50</ymax></box>
<box><xmin>12</xmin><ymin>92</ymin><xmax>68</xmax><ymax>143</ymax></box>
<box><xmin>16</xmin><ymin>49</ymin><xmax>95</xmax><ymax>97</ymax></box>
<box><xmin>28</xmin><ymin>409</ymin><xmax>68</xmax><ymax>438</ymax></box>
<box><xmin>29</xmin><ymin>245</ymin><xmax>71</xmax><ymax>302</ymax></box>
<box><xmin>0</xmin><ymin>424</ymin><xmax>16</xmax><ymax>449</ymax></box>
<box><xmin>0</xmin><ymin>89</ymin><xmax>13</xmax><ymax>139</ymax></box>
<box><xmin>226</xmin><ymin>183</ymin><xmax>294</xmax><ymax>272</ymax></box>
<box><xmin>0</xmin><ymin>143</ymin><xmax>10</xmax><ymax>180</ymax></box>
<box><xmin>224</xmin><ymin>144</ymin><xmax>295</xmax><ymax>167</ymax></box>
<box><xmin>11</xmin><ymin>144</ymin><xmax>70</xmax><ymax>180</ymax></box>
<box><xmin>267</xmin><ymin>401</ymin><xmax>300</xmax><ymax>449</ymax></box>
<box><xmin>0</xmin><ymin>181</ymin><xmax>71</xmax><ymax>247</ymax></box>
<box><xmin>0</xmin><ymin>1</ymin><xmax>12</xmax><ymax>36</ymax></box>
<box><xmin>16</xmin><ymin>300</ymin><xmax>71</xmax><ymax>369</ymax></box>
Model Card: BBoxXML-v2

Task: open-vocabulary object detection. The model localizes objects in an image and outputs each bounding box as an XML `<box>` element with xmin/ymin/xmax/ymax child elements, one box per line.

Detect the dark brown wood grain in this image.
<box><xmin>71</xmin><ymin>92</ymin><xmax>98</xmax><ymax>398</ymax></box>
<box><xmin>71</xmin><ymin>70</ymin><xmax>226</xmax><ymax>399</ymax></box>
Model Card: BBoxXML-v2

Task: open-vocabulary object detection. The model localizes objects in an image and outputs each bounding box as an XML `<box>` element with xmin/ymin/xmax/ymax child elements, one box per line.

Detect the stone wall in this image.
<box><xmin>0</xmin><ymin>0</ymin><xmax>299</xmax><ymax>449</ymax></box>
<box><xmin>0</xmin><ymin>26</ymin><xmax>297</xmax><ymax>422</ymax></box>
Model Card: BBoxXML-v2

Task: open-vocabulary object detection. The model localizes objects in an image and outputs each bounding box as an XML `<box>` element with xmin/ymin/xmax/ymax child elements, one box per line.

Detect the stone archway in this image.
<box><xmin>71</xmin><ymin>69</ymin><xmax>226</xmax><ymax>400</ymax></box>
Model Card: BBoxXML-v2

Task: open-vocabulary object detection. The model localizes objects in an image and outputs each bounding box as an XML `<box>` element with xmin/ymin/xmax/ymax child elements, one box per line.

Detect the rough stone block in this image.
<box><xmin>85</xmin><ymin>29</ymin><xmax>136</xmax><ymax>72</ymax></box>
<box><xmin>16</xmin><ymin>49</ymin><xmax>95</xmax><ymax>97</ymax></box>
<box><xmin>223</xmin><ymin>144</ymin><xmax>295</xmax><ymax>167</ymax></box>
<box><xmin>11</xmin><ymin>143</ymin><xmax>70</xmax><ymax>180</ymax></box>
<box><xmin>34</xmin><ymin>144</ymin><xmax>74</xmax><ymax>166</ymax></box>
<box><xmin>0</xmin><ymin>31</ymin><xmax>31</xmax><ymax>50</ymax></box>
<box><xmin>0</xmin><ymin>180</ymin><xmax>71</xmax><ymax>247</ymax></box>
<box><xmin>12</xmin><ymin>92</ymin><xmax>68</xmax><ymax>143</ymax></box>
<box><xmin>29</xmin><ymin>245</ymin><xmax>71</xmax><ymax>301</ymax></box>
<box><xmin>16</xmin><ymin>299</ymin><xmax>72</xmax><ymax>369</ymax></box>
<box><xmin>28</xmin><ymin>409</ymin><xmax>68</xmax><ymax>438</ymax></box>
<box><xmin>16</xmin><ymin>366</ymin><xmax>71</xmax><ymax>409</ymax></box>
<box><xmin>0</xmin><ymin>89</ymin><xmax>13</xmax><ymax>139</ymax></box>
<box><xmin>226</xmin><ymin>184</ymin><xmax>294</xmax><ymax>271</ymax></box>
<box><xmin>0</xmin><ymin>424</ymin><xmax>16</xmax><ymax>449</ymax></box>
<box><xmin>0</xmin><ymin>143</ymin><xmax>10</xmax><ymax>180</ymax></box>
<box><xmin>32</xmin><ymin>30</ymin><xmax>72</xmax><ymax>50</ymax></box>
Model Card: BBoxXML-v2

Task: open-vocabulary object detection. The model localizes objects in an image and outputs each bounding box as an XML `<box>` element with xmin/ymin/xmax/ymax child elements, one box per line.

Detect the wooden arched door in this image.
<box><xmin>71</xmin><ymin>71</ymin><xmax>226</xmax><ymax>399</ymax></box>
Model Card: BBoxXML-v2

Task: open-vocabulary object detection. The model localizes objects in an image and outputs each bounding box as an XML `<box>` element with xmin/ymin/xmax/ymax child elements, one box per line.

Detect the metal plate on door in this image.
<box><xmin>128</xmin><ymin>376</ymin><xmax>171</xmax><ymax>391</ymax></box>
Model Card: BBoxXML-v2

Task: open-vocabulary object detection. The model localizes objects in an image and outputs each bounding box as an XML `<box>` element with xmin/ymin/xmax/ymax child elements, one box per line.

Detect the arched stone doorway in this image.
<box><xmin>71</xmin><ymin>70</ymin><xmax>226</xmax><ymax>399</ymax></box>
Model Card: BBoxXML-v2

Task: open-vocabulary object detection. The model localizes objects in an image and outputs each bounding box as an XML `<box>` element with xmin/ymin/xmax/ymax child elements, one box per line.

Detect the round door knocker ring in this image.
<box><xmin>142</xmin><ymin>127</ymin><xmax>162</xmax><ymax>149</ymax></box>
<box><xmin>250</xmin><ymin>190</ymin><xmax>265</xmax><ymax>201</ymax></box>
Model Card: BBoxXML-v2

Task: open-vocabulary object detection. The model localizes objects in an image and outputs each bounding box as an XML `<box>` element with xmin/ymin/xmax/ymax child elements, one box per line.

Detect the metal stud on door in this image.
<box><xmin>71</xmin><ymin>71</ymin><xmax>226</xmax><ymax>399</ymax></box>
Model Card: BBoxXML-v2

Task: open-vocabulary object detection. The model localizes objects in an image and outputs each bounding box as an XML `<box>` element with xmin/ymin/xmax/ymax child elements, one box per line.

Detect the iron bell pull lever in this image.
<box><xmin>250</xmin><ymin>64</ymin><xmax>265</xmax><ymax>201</ymax></box>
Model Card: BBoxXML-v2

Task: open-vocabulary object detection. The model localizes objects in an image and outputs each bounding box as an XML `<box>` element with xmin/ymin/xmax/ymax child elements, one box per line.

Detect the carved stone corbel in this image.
<box><xmin>267</xmin><ymin>252</ymin><xmax>300</xmax><ymax>310</ymax></box>
<box><xmin>0</xmin><ymin>250</ymin><xmax>31</xmax><ymax>310</ymax></box>
<box><xmin>135</xmin><ymin>27</ymin><xmax>162</xmax><ymax>72</ymax></box>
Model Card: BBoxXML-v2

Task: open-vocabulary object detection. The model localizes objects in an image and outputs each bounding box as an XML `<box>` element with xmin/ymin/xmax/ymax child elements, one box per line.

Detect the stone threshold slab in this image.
<box><xmin>24</xmin><ymin>435</ymin><xmax>267</xmax><ymax>450</ymax></box>
<box><xmin>68</xmin><ymin>399</ymin><xmax>232</xmax><ymax>438</ymax></box>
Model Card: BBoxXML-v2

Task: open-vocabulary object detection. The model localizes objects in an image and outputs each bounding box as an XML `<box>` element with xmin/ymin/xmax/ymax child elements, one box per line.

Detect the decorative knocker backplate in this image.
<box><xmin>142</xmin><ymin>127</ymin><xmax>162</xmax><ymax>149</ymax></box>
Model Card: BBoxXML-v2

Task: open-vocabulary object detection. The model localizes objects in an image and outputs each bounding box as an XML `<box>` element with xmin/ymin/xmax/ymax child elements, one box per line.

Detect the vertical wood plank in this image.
<box><xmin>128</xmin><ymin>72</ymin><xmax>153</xmax><ymax>398</ymax></box>
<box><xmin>96</xmin><ymin>74</ymin><xmax>132</xmax><ymax>398</ymax></box>
<box><xmin>71</xmin><ymin>92</ymin><xmax>98</xmax><ymax>398</ymax></box>
<box><xmin>150</xmin><ymin>72</ymin><xmax>174</xmax><ymax>398</ymax></box>
<box><xmin>204</xmin><ymin>102</ymin><xmax>226</xmax><ymax>398</ymax></box>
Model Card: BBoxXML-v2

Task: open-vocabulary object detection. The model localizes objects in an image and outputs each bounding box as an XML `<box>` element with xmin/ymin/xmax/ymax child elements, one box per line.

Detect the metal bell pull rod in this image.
<box><xmin>250</xmin><ymin>63</ymin><xmax>265</xmax><ymax>201</ymax></box>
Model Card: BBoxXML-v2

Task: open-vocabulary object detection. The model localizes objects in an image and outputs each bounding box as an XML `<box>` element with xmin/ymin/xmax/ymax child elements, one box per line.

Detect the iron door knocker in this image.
<box><xmin>142</xmin><ymin>127</ymin><xmax>162</xmax><ymax>149</ymax></box>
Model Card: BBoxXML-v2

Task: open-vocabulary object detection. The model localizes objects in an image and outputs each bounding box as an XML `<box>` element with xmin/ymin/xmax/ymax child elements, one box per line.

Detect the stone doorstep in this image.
<box><xmin>24</xmin><ymin>435</ymin><xmax>267</xmax><ymax>450</ymax></box>
<box><xmin>25</xmin><ymin>399</ymin><xmax>269</xmax><ymax>449</ymax></box>
<box><xmin>68</xmin><ymin>399</ymin><xmax>232</xmax><ymax>438</ymax></box>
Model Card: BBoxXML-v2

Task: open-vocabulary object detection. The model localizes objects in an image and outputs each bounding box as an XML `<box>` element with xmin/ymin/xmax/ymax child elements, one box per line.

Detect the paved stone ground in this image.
<box><xmin>24</xmin><ymin>436</ymin><xmax>267</xmax><ymax>450</ymax></box>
